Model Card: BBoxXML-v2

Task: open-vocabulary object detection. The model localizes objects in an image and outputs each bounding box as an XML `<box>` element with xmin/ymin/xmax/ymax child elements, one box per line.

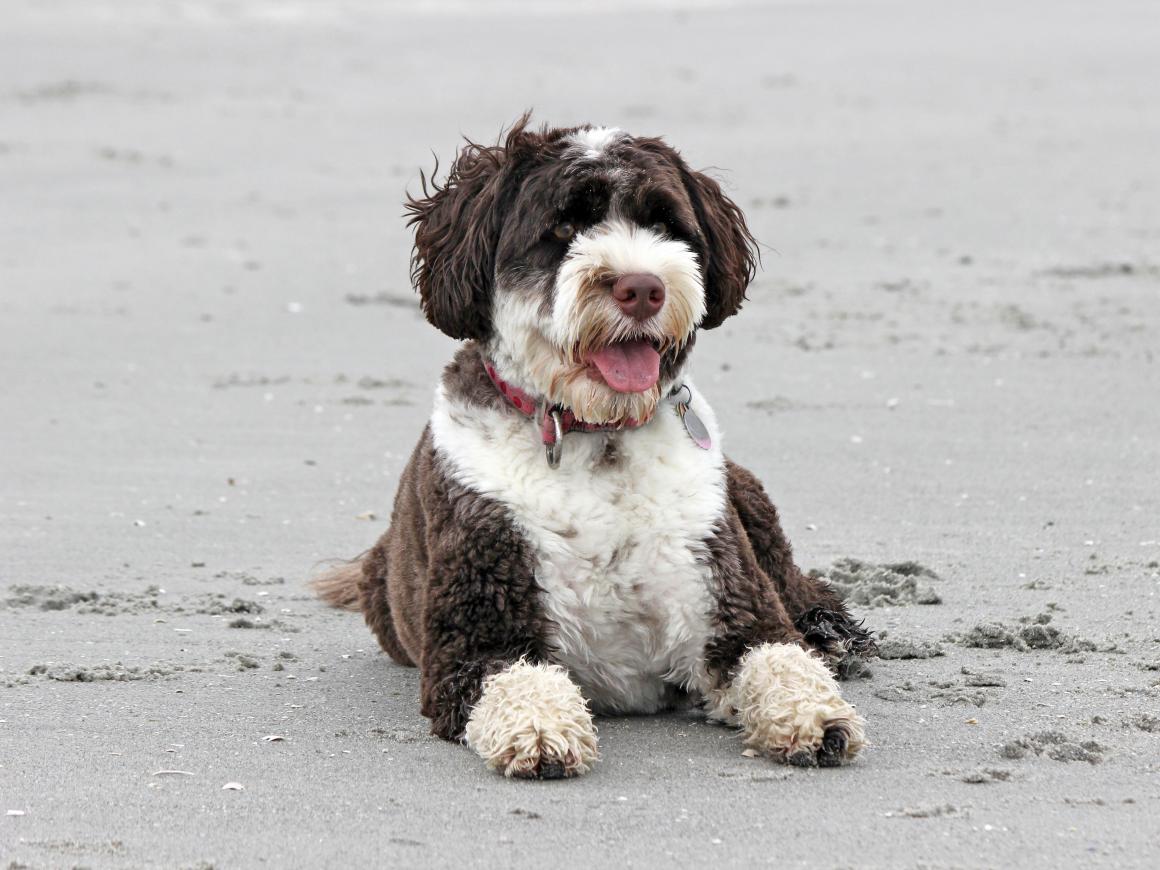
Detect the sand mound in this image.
<box><xmin>956</xmin><ymin>613</ymin><xmax>1096</xmax><ymax>653</ymax></box>
<box><xmin>810</xmin><ymin>558</ymin><xmax>941</xmax><ymax>607</ymax></box>
<box><xmin>1000</xmin><ymin>731</ymin><xmax>1105</xmax><ymax>764</ymax></box>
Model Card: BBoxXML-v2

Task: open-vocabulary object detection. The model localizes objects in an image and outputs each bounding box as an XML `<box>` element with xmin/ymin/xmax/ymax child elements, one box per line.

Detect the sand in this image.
<box><xmin>2</xmin><ymin>1</ymin><xmax>1159</xmax><ymax>868</ymax></box>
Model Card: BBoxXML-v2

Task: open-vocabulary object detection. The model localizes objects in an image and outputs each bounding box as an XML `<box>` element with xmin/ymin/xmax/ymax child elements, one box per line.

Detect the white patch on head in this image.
<box><xmin>567</xmin><ymin>126</ymin><xmax>623</xmax><ymax>160</ymax></box>
<box><xmin>465</xmin><ymin>660</ymin><xmax>599</xmax><ymax>778</ymax></box>
<box><xmin>707</xmin><ymin>643</ymin><xmax>865</xmax><ymax>763</ymax></box>
<box><xmin>431</xmin><ymin>378</ymin><xmax>726</xmax><ymax>716</ymax></box>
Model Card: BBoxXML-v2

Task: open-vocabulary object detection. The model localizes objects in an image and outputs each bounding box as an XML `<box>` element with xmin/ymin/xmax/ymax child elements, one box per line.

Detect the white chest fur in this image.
<box><xmin>430</xmin><ymin>383</ymin><xmax>726</xmax><ymax>714</ymax></box>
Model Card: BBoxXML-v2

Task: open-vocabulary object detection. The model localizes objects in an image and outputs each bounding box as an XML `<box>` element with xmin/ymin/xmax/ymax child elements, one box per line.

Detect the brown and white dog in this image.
<box><xmin>314</xmin><ymin>118</ymin><xmax>876</xmax><ymax>779</ymax></box>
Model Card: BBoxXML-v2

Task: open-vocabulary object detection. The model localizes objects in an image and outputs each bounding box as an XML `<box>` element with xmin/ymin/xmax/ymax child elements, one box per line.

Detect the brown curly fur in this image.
<box><xmin>405</xmin><ymin>113</ymin><xmax>564</xmax><ymax>340</ymax></box>
<box><xmin>314</xmin><ymin>352</ymin><xmax>874</xmax><ymax>741</ymax></box>
<box><xmin>345</xmin><ymin>419</ymin><xmax>549</xmax><ymax>740</ymax></box>
<box><xmin>310</xmin><ymin>561</ymin><xmax>361</xmax><ymax>611</ymax></box>
<box><xmin>404</xmin><ymin>114</ymin><xmax>758</xmax><ymax>341</ymax></box>
<box><xmin>633</xmin><ymin>138</ymin><xmax>759</xmax><ymax>328</ymax></box>
<box><xmin>715</xmin><ymin>461</ymin><xmax>875</xmax><ymax>674</ymax></box>
<box><xmin>725</xmin><ymin>460</ymin><xmax>847</xmax><ymax>618</ymax></box>
<box><xmin>700</xmin><ymin>501</ymin><xmax>803</xmax><ymax>686</ymax></box>
<box><xmin>315</xmin><ymin>119</ymin><xmax>872</xmax><ymax>746</ymax></box>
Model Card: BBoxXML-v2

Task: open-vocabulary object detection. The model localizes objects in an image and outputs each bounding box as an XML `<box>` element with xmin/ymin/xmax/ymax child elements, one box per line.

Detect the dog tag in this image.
<box><xmin>676</xmin><ymin>399</ymin><xmax>712</xmax><ymax>450</ymax></box>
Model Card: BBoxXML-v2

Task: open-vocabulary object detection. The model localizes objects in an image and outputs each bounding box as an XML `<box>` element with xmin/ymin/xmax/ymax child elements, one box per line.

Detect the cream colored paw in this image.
<box><xmin>727</xmin><ymin>642</ymin><xmax>866</xmax><ymax>766</ymax></box>
<box><xmin>465</xmin><ymin>661</ymin><xmax>599</xmax><ymax>779</ymax></box>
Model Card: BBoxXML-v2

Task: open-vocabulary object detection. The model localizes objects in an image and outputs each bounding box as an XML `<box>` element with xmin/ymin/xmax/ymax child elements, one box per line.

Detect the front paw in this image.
<box><xmin>731</xmin><ymin>642</ymin><xmax>866</xmax><ymax>767</ymax></box>
<box><xmin>465</xmin><ymin>660</ymin><xmax>599</xmax><ymax>779</ymax></box>
<box><xmin>795</xmin><ymin>605</ymin><xmax>878</xmax><ymax>678</ymax></box>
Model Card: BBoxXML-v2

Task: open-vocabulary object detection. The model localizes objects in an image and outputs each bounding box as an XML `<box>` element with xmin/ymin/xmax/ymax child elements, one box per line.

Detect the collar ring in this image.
<box><xmin>545</xmin><ymin>409</ymin><xmax>564</xmax><ymax>469</ymax></box>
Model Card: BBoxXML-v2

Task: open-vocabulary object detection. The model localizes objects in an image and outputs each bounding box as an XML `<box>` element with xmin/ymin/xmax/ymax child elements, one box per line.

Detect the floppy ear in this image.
<box><xmin>405</xmin><ymin>125</ymin><xmax>524</xmax><ymax>340</ymax></box>
<box><xmin>679</xmin><ymin>167</ymin><xmax>758</xmax><ymax>329</ymax></box>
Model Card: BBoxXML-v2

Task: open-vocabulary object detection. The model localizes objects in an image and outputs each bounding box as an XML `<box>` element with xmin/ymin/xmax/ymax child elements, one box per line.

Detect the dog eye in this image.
<box><xmin>553</xmin><ymin>222</ymin><xmax>576</xmax><ymax>241</ymax></box>
<box><xmin>649</xmin><ymin>221</ymin><xmax>668</xmax><ymax>236</ymax></box>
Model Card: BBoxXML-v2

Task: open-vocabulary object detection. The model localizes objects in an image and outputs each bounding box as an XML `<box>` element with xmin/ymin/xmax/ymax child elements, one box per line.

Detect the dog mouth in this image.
<box><xmin>582</xmin><ymin>338</ymin><xmax>662</xmax><ymax>393</ymax></box>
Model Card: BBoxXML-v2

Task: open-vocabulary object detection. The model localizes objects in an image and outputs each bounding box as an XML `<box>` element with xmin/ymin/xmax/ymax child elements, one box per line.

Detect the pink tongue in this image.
<box><xmin>587</xmin><ymin>339</ymin><xmax>661</xmax><ymax>393</ymax></box>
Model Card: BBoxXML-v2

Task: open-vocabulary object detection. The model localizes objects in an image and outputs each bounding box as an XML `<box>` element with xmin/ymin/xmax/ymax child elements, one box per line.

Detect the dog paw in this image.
<box><xmin>794</xmin><ymin>605</ymin><xmax>878</xmax><ymax>679</ymax></box>
<box><xmin>465</xmin><ymin>660</ymin><xmax>599</xmax><ymax>779</ymax></box>
<box><xmin>730</xmin><ymin>642</ymin><xmax>866</xmax><ymax>766</ymax></box>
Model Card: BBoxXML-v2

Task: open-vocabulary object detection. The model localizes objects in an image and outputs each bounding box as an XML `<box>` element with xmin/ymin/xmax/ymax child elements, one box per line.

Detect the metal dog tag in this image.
<box><xmin>673</xmin><ymin>386</ymin><xmax>712</xmax><ymax>450</ymax></box>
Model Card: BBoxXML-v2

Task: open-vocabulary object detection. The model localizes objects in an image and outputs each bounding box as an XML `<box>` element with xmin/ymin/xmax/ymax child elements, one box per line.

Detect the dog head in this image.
<box><xmin>406</xmin><ymin>116</ymin><xmax>757</xmax><ymax>425</ymax></box>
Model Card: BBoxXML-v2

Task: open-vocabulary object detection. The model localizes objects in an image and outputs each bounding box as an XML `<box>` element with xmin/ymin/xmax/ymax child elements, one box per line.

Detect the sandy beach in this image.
<box><xmin>2</xmin><ymin>1</ymin><xmax>1159</xmax><ymax>867</ymax></box>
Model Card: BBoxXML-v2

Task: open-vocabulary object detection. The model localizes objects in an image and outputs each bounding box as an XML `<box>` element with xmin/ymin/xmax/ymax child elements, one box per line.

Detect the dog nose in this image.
<box><xmin>611</xmin><ymin>274</ymin><xmax>665</xmax><ymax>321</ymax></box>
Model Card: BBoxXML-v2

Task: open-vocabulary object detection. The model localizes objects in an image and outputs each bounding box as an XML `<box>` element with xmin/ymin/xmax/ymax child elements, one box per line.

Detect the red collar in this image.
<box><xmin>482</xmin><ymin>358</ymin><xmax>645</xmax><ymax>465</ymax></box>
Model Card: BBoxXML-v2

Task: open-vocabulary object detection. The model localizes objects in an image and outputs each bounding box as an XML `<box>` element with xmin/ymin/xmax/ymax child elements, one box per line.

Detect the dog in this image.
<box><xmin>313</xmin><ymin>117</ymin><xmax>876</xmax><ymax>779</ymax></box>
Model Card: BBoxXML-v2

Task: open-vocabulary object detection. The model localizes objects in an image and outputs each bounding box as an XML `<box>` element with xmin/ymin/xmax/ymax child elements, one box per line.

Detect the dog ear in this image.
<box><xmin>678</xmin><ymin>167</ymin><xmax>758</xmax><ymax>329</ymax></box>
<box><xmin>405</xmin><ymin>119</ymin><xmax>529</xmax><ymax>340</ymax></box>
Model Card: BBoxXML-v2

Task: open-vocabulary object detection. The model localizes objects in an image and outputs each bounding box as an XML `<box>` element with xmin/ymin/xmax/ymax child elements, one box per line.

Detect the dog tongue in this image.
<box><xmin>588</xmin><ymin>339</ymin><xmax>661</xmax><ymax>393</ymax></box>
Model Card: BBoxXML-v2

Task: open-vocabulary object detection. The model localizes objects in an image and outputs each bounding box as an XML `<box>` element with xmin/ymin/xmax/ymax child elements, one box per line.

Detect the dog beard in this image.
<box><xmin>509</xmin><ymin>327</ymin><xmax>667</xmax><ymax>426</ymax></box>
<box><xmin>492</xmin><ymin>280</ymin><xmax>698</xmax><ymax>426</ymax></box>
<box><xmin>489</xmin><ymin>221</ymin><xmax>705</xmax><ymax>426</ymax></box>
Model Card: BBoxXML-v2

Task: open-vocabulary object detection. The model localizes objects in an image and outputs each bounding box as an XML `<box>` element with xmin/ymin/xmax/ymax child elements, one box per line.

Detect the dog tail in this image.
<box><xmin>311</xmin><ymin>558</ymin><xmax>364</xmax><ymax>611</ymax></box>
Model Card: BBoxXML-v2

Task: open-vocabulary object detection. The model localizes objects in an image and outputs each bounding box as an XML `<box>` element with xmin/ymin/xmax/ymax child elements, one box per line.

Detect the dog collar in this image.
<box><xmin>482</xmin><ymin>357</ymin><xmax>711</xmax><ymax>468</ymax></box>
<box><xmin>483</xmin><ymin>358</ymin><xmax>644</xmax><ymax>468</ymax></box>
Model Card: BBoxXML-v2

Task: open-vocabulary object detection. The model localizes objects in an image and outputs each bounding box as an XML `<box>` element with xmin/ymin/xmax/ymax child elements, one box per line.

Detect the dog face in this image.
<box><xmin>406</xmin><ymin>117</ymin><xmax>757</xmax><ymax>425</ymax></box>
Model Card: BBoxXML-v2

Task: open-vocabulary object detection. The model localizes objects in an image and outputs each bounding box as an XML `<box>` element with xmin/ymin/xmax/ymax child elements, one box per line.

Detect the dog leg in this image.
<box><xmin>726</xmin><ymin>459</ymin><xmax>877</xmax><ymax>675</ymax></box>
<box><xmin>709</xmin><ymin>643</ymin><xmax>865</xmax><ymax>767</ymax></box>
<box><xmin>794</xmin><ymin>604</ymin><xmax>877</xmax><ymax>678</ymax></box>
<box><xmin>465</xmin><ymin>661</ymin><xmax>599</xmax><ymax>779</ymax></box>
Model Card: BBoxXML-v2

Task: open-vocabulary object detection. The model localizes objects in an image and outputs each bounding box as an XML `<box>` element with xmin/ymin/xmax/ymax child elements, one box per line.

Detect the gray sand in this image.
<box><xmin>955</xmin><ymin>613</ymin><xmax>1099</xmax><ymax>654</ymax></box>
<box><xmin>1000</xmin><ymin>732</ymin><xmax>1107</xmax><ymax>765</ymax></box>
<box><xmin>809</xmin><ymin>558</ymin><xmax>943</xmax><ymax>607</ymax></box>
<box><xmin>876</xmin><ymin>638</ymin><xmax>945</xmax><ymax>660</ymax></box>
<box><xmin>3</xmin><ymin>1</ymin><xmax>1160</xmax><ymax>868</ymax></box>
